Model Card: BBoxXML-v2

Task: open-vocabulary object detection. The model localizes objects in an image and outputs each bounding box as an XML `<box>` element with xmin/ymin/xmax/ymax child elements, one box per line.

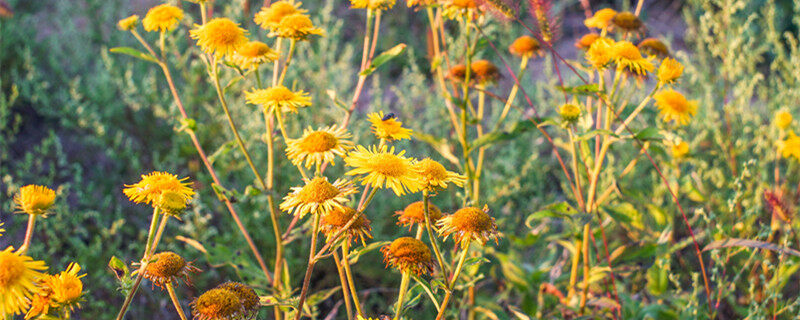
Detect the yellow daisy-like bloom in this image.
<box><xmin>0</xmin><ymin>246</ymin><xmax>47</xmax><ymax>316</ymax></box>
<box><xmin>415</xmin><ymin>158</ymin><xmax>465</xmax><ymax>191</ymax></box>
<box><xmin>14</xmin><ymin>185</ymin><xmax>56</xmax><ymax>216</ymax></box>
<box><xmin>586</xmin><ymin>37</ymin><xmax>615</xmax><ymax>70</ymax></box>
<box><xmin>118</xmin><ymin>15</ymin><xmax>139</xmax><ymax>31</ymax></box>
<box><xmin>42</xmin><ymin>262</ymin><xmax>84</xmax><ymax>310</ymax></box>
<box><xmin>584</xmin><ymin>8</ymin><xmax>617</xmax><ymax>30</ymax></box>
<box><xmin>0</xmin><ymin>222</ymin><xmax>4</xmax><ymax>238</ymax></box>
<box><xmin>509</xmin><ymin>35</ymin><xmax>542</xmax><ymax>58</ymax></box>
<box><xmin>280</xmin><ymin>177</ymin><xmax>357</xmax><ymax>218</ymax></box>
<box><xmin>254</xmin><ymin>1</ymin><xmax>305</xmax><ymax>31</ymax></box>
<box><xmin>611</xmin><ymin>11</ymin><xmax>642</xmax><ymax>33</ymax></box>
<box><xmin>780</xmin><ymin>131</ymin><xmax>800</xmax><ymax>161</ymax></box>
<box><xmin>406</xmin><ymin>0</ymin><xmax>436</xmax><ymax>8</ymax></box>
<box><xmin>138</xmin><ymin>251</ymin><xmax>200</xmax><ymax>289</ymax></box>
<box><xmin>657</xmin><ymin>57</ymin><xmax>683</xmax><ymax>84</ymax></box>
<box><xmin>395</xmin><ymin>201</ymin><xmax>443</xmax><ymax>229</ymax></box>
<box><xmin>638</xmin><ymin>38</ymin><xmax>670</xmax><ymax>58</ymax></box>
<box><xmin>215</xmin><ymin>282</ymin><xmax>259</xmax><ymax>318</ymax></box>
<box><xmin>381</xmin><ymin>237</ymin><xmax>434</xmax><ymax>276</ymax></box>
<box><xmin>351</xmin><ymin>0</ymin><xmax>396</xmax><ymax>10</ymax></box>
<box><xmin>245</xmin><ymin>86</ymin><xmax>312</xmax><ymax>113</ymax></box>
<box><xmin>345</xmin><ymin>145</ymin><xmax>422</xmax><ymax>196</ymax></box>
<box><xmin>558</xmin><ymin>103</ymin><xmax>581</xmax><ymax>123</ymax></box>
<box><xmin>272</xmin><ymin>13</ymin><xmax>324</xmax><ymax>40</ymax></box>
<box><xmin>25</xmin><ymin>289</ymin><xmax>53</xmax><ymax>320</ymax></box>
<box><xmin>471</xmin><ymin>60</ymin><xmax>500</xmax><ymax>84</ymax></box>
<box><xmin>775</xmin><ymin>110</ymin><xmax>793</xmax><ymax>130</ymax></box>
<box><xmin>286</xmin><ymin>125</ymin><xmax>354</xmax><ymax>168</ymax></box>
<box><xmin>437</xmin><ymin>206</ymin><xmax>499</xmax><ymax>247</ymax></box>
<box><xmin>367</xmin><ymin>112</ymin><xmax>413</xmax><ymax>141</ymax></box>
<box><xmin>671</xmin><ymin>141</ymin><xmax>689</xmax><ymax>159</ymax></box>
<box><xmin>613</xmin><ymin>41</ymin><xmax>654</xmax><ymax>75</ymax></box>
<box><xmin>229</xmin><ymin>41</ymin><xmax>279</xmax><ymax>70</ymax></box>
<box><xmin>442</xmin><ymin>0</ymin><xmax>479</xmax><ymax>19</ymax></box>
<box><xmin>654</xmin><ymin>89</ymin><xmax>697</xmax><ymax>126</ymax></box>
<box><xmin>191</xmin><ymin>288</ymin><xmax>244</xmax><ymax>320</ymax></box>
<box><xmin>320</xmin><ymin>207</ymin><xmax>373</xmax><ymax>244</ymax></box>
<box><xmin>190</xmin><ymin>18</ymin><xmax>248</xmax><ymax>57</ymax></box>
<box><xmin>142</xmin><ymin>4</ymin><xmax>183</xmax><ymax>32</ymax></box>
<box><xmin>123</xmin><ymin>171</ymin><xmax>195</xmax><ymax>209</ymax></box>
<box><xmin>575</xmin><ymin>33</ymin><xmax>600</xmax><ymax>50</ymax></box>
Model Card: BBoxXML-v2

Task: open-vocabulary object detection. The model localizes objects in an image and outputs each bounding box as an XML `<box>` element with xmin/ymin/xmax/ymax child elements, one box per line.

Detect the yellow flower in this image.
<box><xmin>775</xmin><ymin>110</ymin><xmax>793</xmax><ymax>130</ymax></box>
<box><xmin>654</xmin><ymin>89</ymin><xmax>697</xmax><ymax>126</ymax></box>
<box><xmin>42</xmin><ymin>262</ymin><xmax>83</xmax><ymax>310</ymax></box>
<box><xmin>586</xmin><ymin>37</ymin><xmax>615</xmax><ymax>70</ymax></box>
<box><xmin>395</xmin><ymin>201</ymin><xmax>443</xmax><ymax>229</ymax></box>
<box><xmin>584</xmin><ymin>8</ymin><xmax>617</xmax><ymax>30</ymax></box>
<box><xmin>287</xmin><ymin>125</ymin><xmax>353</xmax><ymax>168</ymax></box>
<box><xmin>575</xmin><ymin>33</ymin><xmax>600</xmax><ymax>50</ymax></box>
<box><xmin>272</xmin><ymin>13</ymin><xmax>324</xmax><ymax>40</ymax></box>
<box><xmin>437</xmin><ymin>206</ymin><xmax>499</xmax><ymax>247</ymax></box>
<box><xmin>191</xmin><ymin>288</ymin><xmax>244</xmax><ymax>320</ymax></box>
<box><xmin>381</xmin><ymin>237</ymin><xmax>434</xmax><ymax>276</ymax></box>
<box><xmin>780</xmin><ymin>131</ymin><xmax>800</xmax><ymax>161</ymax></box>
<box><xmin>415</xmin><ymin>158</ymin><xmax>465</xmax><ymax>191</ymax></box>
<box><xmin>345</xmin><ymin>145</ymin><xmax>422</xmax><ymax>196</ymax></box>
<box><xmin>320</xmin><ymin>207</ymin><xmax>373</xmax><ymax>245</ymax></box>
<box><xmin>190</xmin><ymin>18</ymin><xmax>248</xmax><ymax>57</ymax></box>
<box><xmin>613</xmin><ymin>41</ymin><xmax>654</xmax><ymax>75</ymax></box>
<box><xmin>638</xmin><ymin>38</ymin><xmax>670</xmax><ymax>58</ymax></box>
<box><xmin>442</xmin><ymin>0</ymin><xmax>479</xmax><ymax>19</ymax></box>
<box><xmin>367</xmin><ymin>112</ymin><xmax>413</xmax><ymax>141</ymax></box>
<box><xmin>123</xmin><ymin>171</ymin><xmax>195</xmax><ymax>209</ymax></box>
<box><xmin>0</xmin><ymin>222</ymin><xmax>4</xmax><ymax>238</ymax></box>
<box><xmin>254</xmin><ymin>1</ymin><xmax>305</xmax><ymax>31</ymax></box>
<box><xmin>509</xmin><ymin>35</ymin><xmax>542</xmax><ymax>58</ymax></box>
<box><xmin>215</xmin><ymin>282</ymin><xmax>259</xmax><ymax>318</ymax></box>
<box><xmin>142</xmin><ymin>4</ymin><xmax>183</xmax><ymax>32</ymax></box>
<box><xmin>657</xmin><ymin>57</ymin><xmax>683</xmax><ymax>84</ymax></box>
<box><xmin>280</xmin><ymin>177</ymin><xmax>357</xmax><ymax>218</ymax></box>
<box><xmin>118</xmin><ymin>15</ymin><xmax>140</xmax><ymax>31</ymax></box>
<box><xmin>229</xmin><ymin>41</ymin><xmax>279</xmax><ymax>70</ymax></box>
<box><xmin>351</xmin><ymin>0</ymin><xmax>396</xmax><ymax>10</ymax></box>
<box><xmin>25</xmin><ymin>290</ymin><xmax>53</xmax><ymax>320</ymax></box>
<box><xmin>0</xmin><ymin>246</ymin><xmax>47</xmax><ymax>316</ymax></box>
<box><xmin>611</xmin><ymin>11</ymin><xmax>642</xmax><ymax>33</ymax></box>
<box><xmin>245</xmin><ymin>86</ymin><xmax>312</xmax><ymax>113</ymax></box>
<box><xmin>671</xmin><ymin>141</ymin><xmax>689</xmax><ymax>159</ymax></box>
<box><xmin>14</xmin><ymin>185</ymin><xmax>56</xmax><ymax>216</ymax></box>
<box><xmin>558</xmin><ymin>103</ymin><xmax>581</xmax><ymax>123</ymax></box>
<box><xmin>138</xmin><ymin>252</ymin><xmax>200</xmax><ymax>289</ymax></box>
<box><xmin>406</xmin><ymin>0</ymin><xmax>436</xmax><ymax>8</ymax></box>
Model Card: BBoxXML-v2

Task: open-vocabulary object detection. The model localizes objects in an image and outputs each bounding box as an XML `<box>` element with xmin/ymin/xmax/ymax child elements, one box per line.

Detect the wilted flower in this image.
<box><xmin>509</xmin><ymin>36</ymin><xmax>542</xmax><ymax>58</ymax></box>
<box><xmin>191</xmin><ymin>288</ymin><xmax>245</xmax><ymax>320</ymax></box>
<box><xmin>395</xmin><ymin>201</ymin><xmax>443</xmax><ymax>229</ymax></box>
<box><xmin>381</xmin><ymin>237</ymin><xmax>434</xmax><ymax>276</ymax></box>
<box><xmin>280</xmin><ymin>177</ymin><xmax>357</xmax><ymax>218</ymax></box>
<box><xmin>437</xmin><ymin>206</ymin><xmax>499</xmax><ymax>247</ymax></box>
<box><xmin>320</xmin><ymin>207</ymin><xmax>372</xmax><ymax>244</ymax></box>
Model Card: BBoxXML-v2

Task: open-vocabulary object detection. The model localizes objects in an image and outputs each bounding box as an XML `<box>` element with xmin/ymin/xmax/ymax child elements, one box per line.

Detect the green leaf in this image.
<box><xmin>176</xmin><ymin>118</ymin><xmax>196</xmax><ymax>133</ymax></box>
<box><xmin>347</xmin><ymin>241</ymin><xmax>389</xmax><ymax>264</ymax></box>
<box><xmin>109</xmin><ymin>47</ymin><xmax>159</xmax><ymax>64</ymax></box>
<box><xmin>634</xmin><ymin>127</ymin><xmax>662</xmax><ymax>141</ymax></box>
<box><xmin>208</xmin><ymin>140</ymin><xmax>236</xmax><ymax>165</ymax></box>
<box><xmin>360</xmin><ymin>43</ymin><xmax>406</xmax><ymax>76</ymax></box>
<box><xmin>471</xmin><ymin>118</ymin><xmax>546</xmax><ymax>150</ymax></box>
<box><xmin>556</xmin><ymin>84</ymin><xmax>603</xmax><ymax>96</ymax></box>
<box><xmin>305</xmin><ymin>287</ymin><xmax>341</xmax><ymax>307</ymax></box>
<box><xmin>526</xmin><ymin>201</ymin><xmax>579</xmax><ymax>229</ymax></box>
<box><xmin>108</xmin><ymin>256</ymin><xmax>128</xmax><ymax>275</ymax></box>
<box><xmin>703</xmin><ymin>238</ymin><xmax>800</xmax><ymax>257</ymax></box>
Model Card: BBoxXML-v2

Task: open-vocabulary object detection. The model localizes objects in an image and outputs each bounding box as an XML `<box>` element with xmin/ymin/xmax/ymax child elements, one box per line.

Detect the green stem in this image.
<box><xmin>116</xmin><ymin>208</ymin><xmax>161</xmax><ymax>320</ymax></box>
<box><xmin>275</xmin><ymin>109</ymin><xmax>311</xmax><ymax>181</ymax></box>
<box><xmin>342</xmin><ymin>241</ymin><xmax>364</xmax><ymax>317</ymax></box>
<box><xmin>293</xmin><ymin>214</ymin><xmax>322</xmax><ymax>320</ymax></box>
<box><xmin>166</xmin><ymin>282</ymin><xmax>189</xmax><ymax>320</ymax></box>
<box><xmin>394</xmin><ymin>271</ymin><xmax>411</xmax><ymax>320</ymax></box>
<box><xmin>277</xmin><ymin>39</ymin><xmax>297</xmax><ymax>85</ymax></box>
<box><xmin>423</xmin><ymin>190</ymin><xmax>448</xmax><ymax>278</ymax></box>
<box><xmin>435</xmin><ymin>240</ymin><xmax>471</xmax><ymax>320</ymax></box>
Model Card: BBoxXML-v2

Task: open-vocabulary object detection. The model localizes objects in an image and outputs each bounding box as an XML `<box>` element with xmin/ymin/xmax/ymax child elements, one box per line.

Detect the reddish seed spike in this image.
<box><xmin>527</xmin><ymin>0</ymin><xmax>559</xmax><ymax>45</ymax></box>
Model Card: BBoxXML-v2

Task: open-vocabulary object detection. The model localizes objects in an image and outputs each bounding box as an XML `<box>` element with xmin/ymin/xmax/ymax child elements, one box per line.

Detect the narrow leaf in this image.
<box><xmin>360</xmin><ymin>43</ymin><xmax>406</xmax><ymax>76</ymax></box>
<box><xmin>110</xmin><ymin>47</ymin><xmax>159</xmax><ymax>64</ymax></box>
<box><xmin>703</xmin><ymin>238</ymin><xmax>800</xmax><ymax>257</ymax></box>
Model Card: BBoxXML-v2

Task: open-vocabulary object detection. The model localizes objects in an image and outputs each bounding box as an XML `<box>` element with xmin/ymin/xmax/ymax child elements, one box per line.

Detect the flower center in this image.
<box><xmin>266</xmin><ymin>87</ymin><xmax>294</xmax><ymax>102</ymax></box>
<box><xmin>207</xmin><ymin>20</ymin><xmax>242</xmax><ymax>45</ymax></box>
<box><xmin>0</xmin><ymin>252</ymin><xmax>25</xmax><ymax>287</ymax></box>
<box><xmin>452</xmin><ymin>207</ymin><xmax>492</xmax><ymax>233</ymax></box>
<box><xmin>299</xmin><ymin>131</ymin><xmax>338</xmax><ymax>153</ymax></box>
<box><xmin>297</xmin><ymin>178</ymin><xmax>340</xmax><ymax>203</ymax></box>
<box><xmin>147</xmin><ymin>252</ymin><xmax>186</xmax><ymax>278</ymax></box>
<box><xmin>368</xmin><ymin>153</ymin><xmax>407</xmax><ymax>177</ymax></box>
<box><xmin>196</xmin><ymin>288</ymin><xmax>242</xmax><ymax>318</ymax></box>
<box><xmin>418</xmin><ymin>160</ymin><xmax>448</xmax><ymax>181</ymax></box>
<box><xmin>239</xmin><ymin>42</ymin><xmax>270</xmax><ymax>58</ymax></box>
<box><xmin>280</xmin><ymin>14</ymin><xmax>313</xmax><ymax>30</ymax></box>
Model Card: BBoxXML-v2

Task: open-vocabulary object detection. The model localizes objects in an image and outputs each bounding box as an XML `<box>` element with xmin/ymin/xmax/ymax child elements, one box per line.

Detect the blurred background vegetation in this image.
<box><xmin>2</xmin><ymin>0</ymin><xmax>800</xmax><ymax>318</ymax></box>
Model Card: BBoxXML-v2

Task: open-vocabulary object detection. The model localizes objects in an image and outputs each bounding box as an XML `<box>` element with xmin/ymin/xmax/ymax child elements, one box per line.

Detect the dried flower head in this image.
<box><xmin>0</xmin><ymin>246</ymin><xmax>47</xmax><ymax>316</ymax></box>
<box><xmin>611</xmin><ymin>11</ymin><xmax>643</xmax><ymax>33</ymax></box>
<box><xmin>272</xmin><ymin>13</ymin><xmax>324</xmax><ymax>40</ymax></box>
<box><xmin>320</xmin><ymin>207</ymin><xmax>372</xmax><ymax>244</ymax></box>
<box><xmin>654</xmin><ymin>89</ymin><xmax>697</xmax><ymax>126</ymax></box>
<box><xmin>14</xmin><ymin>185</ymin><xmax>56</xmax><ymax>216</ymax></box>
<box><xmin>575</xmin><ymin>33</ymin><xmax>600</xmax><ymax>50</ymax></box>
<box><xmin>558</xmin><ymin>103</ymin><xmax>581</xmax><ymax>124</ymax></box>
<box><xmin>415</xmin><ymin>158</ymin><xmax>465</xmax><ymax>191</ymax></box>
<box><xmin>215</xmin><ymin>282</ymin><xmax>259</xmax><ymax>318</ymax></box>
<box><xmin>367</xmin><ymin>112</ymin><xmax>413</xmax><ymax>141</ymax></box>
<box><xmin>437</xmin><ymin>206</ymin><xmax>499</xmax><ymax>247</ymax></box>
<box><xmin>123</xmin><ymin>171</ymin><xmax>194</xmax><ymax>211</ymax></box>
<box><xmin>191</xmin><ymin>288</ymin><xmax>245</xmax><ymax>320</ymax></box>
<box><xmin>657</xmin><ymin>57</ymin><xmax>683</xmax><ymax>84</ymax></box>
<box><xmin>613</xmin><ymin>41</ymin><xmax>654</xmax><ymax>75</ymax></box>
<box><xmin>254</xmin><ymin>1</ymin><xmax>306</xmax><ymax>31</ymax></box>
<box><xmin>287</xmin><ymin>125</ymin><xmax>353</xmax><ymax>168</ymax></box>
<box><xmin>118</xmin><ymin>15</ymin><xmax>140</xmax><ymax>31</ymax></box>
<box><xmin>584</xmin><ymin>8</ymin><xmax>616</xmax><ymax>30</ymax></box>
<box><xmin>190</xmin><ymin>18</ymin><xmax>249</xmax><ymax>57</ymax></box>
<box><xmin>470</xmin><ymin>59</ymin><xmax>500</xmax><ymax>84</ymax></box>
<box><xmin>447</xmin><ymin>64</ymin><xmax>467</xmax><ymax>82</ymax></box>
<box><xmin>395</xmin><ymin>201</ymin><xmax>443</xmax><ymax>229</ymax></box>
<box><xmin>229</xmin><ymin>41</ymin><xmax>279</xmax><ymax>70</ymax></box>
<box><xmin>245</xmin><ymin>86</ymin><xmax>312</xmax><ymax>113</ymax></box>
<box><xmin>280</xmin><ymin>177</ymin><xmax>357</xmax><ymax>218</ymax></box>
<box><xmin>143</xmin><ymin>4</ymin><xmax>183</xmax><ymax>32</ymax></box>
<box><xmin>139</xmin><ymin>251</ymin><xmax>200</xmax><ymax>289</ymax></box>
<box><xmin>508</xmin><ymin>35</ymin><xmax>542</xmax><ymax>58</ymax></box>
<box><xmin>637</xmin><ymin>38</ymin><xmax>670</xmax><ymax>58</ymax></box>
<box><xmin>381</xmin><ymin>237</ymin><xmax>434</xmax><ymax>276</ymax></box>
<box><xmin>345</xmin><ymin>145</ymin><xmax>422</xmax><ymax>196</ymax></box>
<box><xmin>775</xmin><ymin>110</ymin><xmax>793</xmax><ymax>130</ymax></box>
